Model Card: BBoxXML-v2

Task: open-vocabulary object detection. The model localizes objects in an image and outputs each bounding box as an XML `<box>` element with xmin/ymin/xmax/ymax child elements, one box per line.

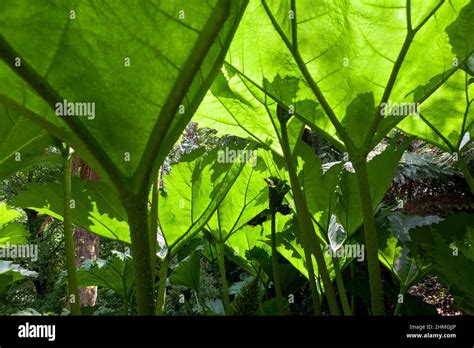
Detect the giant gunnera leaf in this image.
<box><xmin>0</xmin><ymin>0</ymin><xmax>248</xmax><ymax>195</ymax></box>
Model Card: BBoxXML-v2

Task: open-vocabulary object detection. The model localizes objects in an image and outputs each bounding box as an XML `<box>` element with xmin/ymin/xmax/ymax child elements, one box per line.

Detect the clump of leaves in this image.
<box><xmin>385</xmin><ymin>145</ymin><xmax>474</xmax><ymax>216</ymax></box>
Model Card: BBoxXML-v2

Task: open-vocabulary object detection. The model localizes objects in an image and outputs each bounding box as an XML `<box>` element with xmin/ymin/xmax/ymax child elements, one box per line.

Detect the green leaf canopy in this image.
<box><xmin>197</xmin><ymin>0</ymin><xmax>473</xmax><ymax>153</ymax></box>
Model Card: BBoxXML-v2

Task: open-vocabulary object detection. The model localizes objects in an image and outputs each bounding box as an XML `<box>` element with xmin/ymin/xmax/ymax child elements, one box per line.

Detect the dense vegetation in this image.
<box><xmin>0</xmin><ymin>0</ymin><xmax>473</xmax><ymax>316</ymax></box>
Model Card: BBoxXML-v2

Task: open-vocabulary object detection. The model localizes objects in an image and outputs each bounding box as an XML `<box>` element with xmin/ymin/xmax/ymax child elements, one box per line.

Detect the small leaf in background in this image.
<box><xmin>11</xmin><ymin>178</ymin><xmax>130</xmax><ymax>243</ymax></box>
<box><xmin>170</xmin><ymin>250</ymin><xmax>201</xmax><ymax>291</ymax></box>
<box><xmin>0</xmin><ymin>260</ymin><xmax>37</xmax><ymax>300</ymax></box>
<box><xmin>159</xmin><ymin>146</ymin><xmax>250</xmax><ymax>253</ymax></box>
<box><xmin>207</xmin><ymin>146</ymin><xmax>268</xmax><ymax>243</ymax></box>
<box><xmin>203</xmin><ymin>299</ymin><xmax>225</xmax><ymax>315</ymax></box>
<box><xmin>0</xmin><ymin>203</ymin><xmax>29</xmax><ymax>246</ymax></box>
<box><xmin>388</xmin><ymin>213</ymin><xmax>443</xmax><ymax>243</ymax></box>
<box><xmin>0</xmin><ymin>202</ymin><xmax>23</xmax><ymax>227</ymax></box>
<box><xmin>77</xmin><ymin>251</ymin><xmax>134</xmax><ymax>303</ymax></box>
<box><xmin>0</xmin><ymin>222</ymin><xmax>29</xmax><ymax>245</ymax></box>
<box><xmin>378</xmin><ymin>211</ymin><xmax>440</xmax><ymax>287</ymax></box>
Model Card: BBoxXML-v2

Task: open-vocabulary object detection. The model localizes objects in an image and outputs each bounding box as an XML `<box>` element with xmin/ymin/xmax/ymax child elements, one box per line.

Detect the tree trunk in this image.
<box><xmin>72</xmin><ymin>157</ymin><xmax>101</xmax><ymax>307</ymax></box>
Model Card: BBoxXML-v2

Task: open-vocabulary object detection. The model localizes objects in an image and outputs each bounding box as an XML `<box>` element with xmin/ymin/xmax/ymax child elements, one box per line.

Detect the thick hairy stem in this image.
<box><xmin>271</xmin><ymin>213</ymin><xmax>286</xmax><ymax>315</ymax></box>
<box><xmin>124</xmin><ymin>194</ymin><xmax>155</xmax><ymax>315</ymax></box>
<box><xmin>62</xmin><ymin>146</ymin><xmax>81</xmax><ymax>315</ymax></box>
<box><xmin>351</xmin><ymin>158</ymin><xmax>385</xmax><ymax>315</ymax></box>
<box><xmin>303</xmin><ymin>247</ymin><xmax>322</xmax><ymax>315</ymax></box>
<box><xmin>279</xmin><ymin>120</ymin><xmax>340</xmax><ymax>315</ymax></box>
<box><xmin>333</xmin><ymin>258</ymin><xmax>351</xmax><ymax>316</ymax></box>
<box><xmin>156</xmin><ymin>255</ymin><xmax>170</xmax><ymax>315</ymax></box>
<box><xmin>217</xmin><ymin>242</ymin><xmax>231</xmax><ymax>314</ymax></box>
